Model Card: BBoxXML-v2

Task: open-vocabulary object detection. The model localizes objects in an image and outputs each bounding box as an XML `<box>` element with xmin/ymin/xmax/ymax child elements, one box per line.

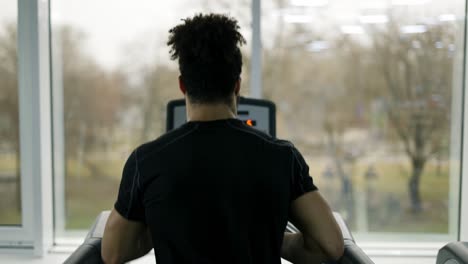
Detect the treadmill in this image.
<box><xmin>437</xmin><ymin>242</ymin><xmax>468</xmax><ymax>264</ymax></box>
<box><xmin>64</xmin><ymin>97</ymin><xmax>374</xmax><ymax>264</ymax></box>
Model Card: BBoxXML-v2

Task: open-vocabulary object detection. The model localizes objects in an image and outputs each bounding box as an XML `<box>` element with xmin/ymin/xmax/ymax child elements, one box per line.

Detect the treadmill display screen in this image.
<box><xmin>243</xmin><ymin>119</ymin><xmax>256</xmax><ymax>127</ymax></box>
<box><xmin>166</xmin><ymin>97</ymin><xmax>276</xmax><ymax>137</ymax></box>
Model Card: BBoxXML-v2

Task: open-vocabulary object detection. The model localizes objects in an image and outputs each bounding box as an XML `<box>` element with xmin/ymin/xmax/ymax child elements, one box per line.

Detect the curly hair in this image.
<box><xmin>168</xmin><ymin>13</ymin><xmax>246</xmax><ymax>104</ymax></box>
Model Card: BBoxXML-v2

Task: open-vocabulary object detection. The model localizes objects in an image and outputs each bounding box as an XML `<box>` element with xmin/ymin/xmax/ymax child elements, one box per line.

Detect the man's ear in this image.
<box><xmin>179</xmin><ymin>76</ymin><xmax>186</xmax><ymax>95</ymax></box>
<box><xmin>234</xmin><ymin>78</ymin><xmax>241</xmax><ymax>95</ymax></box>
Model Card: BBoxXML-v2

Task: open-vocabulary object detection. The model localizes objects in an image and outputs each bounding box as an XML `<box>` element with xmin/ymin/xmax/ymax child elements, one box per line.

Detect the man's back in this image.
<box><xmin>101</xmin><ymin>14</ymin><xmax>343</xmax><ymax>264</ymax></box>
<box><xmin>114</xmin><ymin>118</ymin><xmax>317</xmax><ymax>264</ymax></box>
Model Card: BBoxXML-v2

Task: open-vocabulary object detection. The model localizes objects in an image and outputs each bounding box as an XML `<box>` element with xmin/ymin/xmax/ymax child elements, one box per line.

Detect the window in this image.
<box><xmin>0</xmin><ymin>0</ymin><xmax>20</xmax><ymax>226</ymax></box>
<box><xmin>50</xmin><ymin>0</ymin><xmax>252</xmax><ymax>233</ymax></box>
<box><xmin>0</xmin><ymin>0</ymin><xmax>50</xmax><ymax>249</ymax></box>
<box><xmin>262</xmin><ymin>0</ymin><xmax>464</xmax><ymax>240</ymax></box>
<box><xmin>0</xmin><ymin>0</ymin><xmax>461</xmax><ymax>256</ymax></box>
<box><xmin>49</xmin><ymin>0</ymin><xmax>466</xmax><ymax>249</ymax></box>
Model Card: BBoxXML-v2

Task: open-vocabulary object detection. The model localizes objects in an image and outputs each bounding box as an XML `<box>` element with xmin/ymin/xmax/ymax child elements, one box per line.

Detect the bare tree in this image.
<box><xmin>371</xmin><ymin>22</ymin><xmax>454</xmax><ymax>212</ymax></box>
<box><xmin>59</xmin><ymin>26</ymin><xmax>126</xmax><ymax>178</ymax></box>
<box><xmin>137</xmin><ymin>64</ymin><xmax>179</xmax><ymax>142</ymax></box>
<box><xmin>261</xmin><ymin>8</ymin><xmax>366</xmax><ymax>223</ymax></box>
<box><xmin>0</xmin><ymin>24</ymin><xmax>18</xmax><ymax>159</ymax></box>
<box><xmin>0</xmin><ymin>23</ymin><xmax>20</xmax><ymax>213</ymax></box>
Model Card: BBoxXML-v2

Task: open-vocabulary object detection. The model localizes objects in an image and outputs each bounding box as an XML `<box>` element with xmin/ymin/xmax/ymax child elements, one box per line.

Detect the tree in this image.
<box><xmin>59</xmin><ymin>26</ymin><xmax>126</xmax><ymax>178</ymax></box>
<box><xmin>0</xmin><ymin>23</ymin><xmax>20</xmax><ymax>214</ymax></box>
<box><xmin>261</xmin><ymin>5</ymin><xmax>367</xmax><ymax>223</ymax></box>
<box><xmin>136</xmin><ymin>64</ymin><xmax>180</xmax><ymax>142</ymax></box>
<box><xmin>371</xmin><ymin>21</ymin><xmax>454</xmax><ymax>212</ymax></box>
<box><xmin>0</xmin><ymin>24</ymin><xmax>18</xmax><ymax>159</ymax></box>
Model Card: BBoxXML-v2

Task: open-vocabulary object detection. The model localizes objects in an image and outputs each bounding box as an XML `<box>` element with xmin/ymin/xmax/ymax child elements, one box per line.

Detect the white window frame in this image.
<box><xmin>250</xmin><ymin>0</ymin><xmax>262</xmax><ymax>99</ymax></box>
<box><xmin>460</xmin><ymin>2</ymin><xmax>468</xmax><ymax>240</ymax></box>
<box><xmin>0</xmin><ymin>0</ymin><xmax>53</xmax><ymax>256</ymax></box>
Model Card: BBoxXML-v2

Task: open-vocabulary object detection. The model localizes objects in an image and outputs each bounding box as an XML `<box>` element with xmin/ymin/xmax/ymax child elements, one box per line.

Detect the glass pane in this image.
<box><xmin>51</xmin><ymin>0</ymin><xmax>252</xmax><ymax>230</ymax></box>
<box><xmin>0</xmin><ymin>1</ymin><xmax>21</xmax><ymax>226</ymax></box>
<box><xmin>262</xmin><ymin>0</ymin><xmax>464</xmax><ymax>239</ymax></box>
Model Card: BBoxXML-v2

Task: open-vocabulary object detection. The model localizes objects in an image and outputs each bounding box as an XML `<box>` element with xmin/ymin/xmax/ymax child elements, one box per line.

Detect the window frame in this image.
<box><xmin>460</xmin><ymin>0</ymin><xmax>468</xmax><ymax>240</ymax></box>
<box><xmin>0</xmin><ymin>0</ymin><xmax>35</xmax><ymax>248</ymax></box>
<box><xmin>0</xmin><ymin>0</ymin><xmax>53</xmax><ymax>256</ymax></box>
<box><xmin>250</xmin><ymin>0</ymin><xmax>262</xmax><ymax>99</ymax></box>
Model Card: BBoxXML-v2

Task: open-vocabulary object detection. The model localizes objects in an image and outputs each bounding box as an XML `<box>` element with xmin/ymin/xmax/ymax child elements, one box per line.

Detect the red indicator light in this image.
<box><xmin>246</xmin><ymin>119</ymin><xmax>254</xmax><ymax>126</ymax></box>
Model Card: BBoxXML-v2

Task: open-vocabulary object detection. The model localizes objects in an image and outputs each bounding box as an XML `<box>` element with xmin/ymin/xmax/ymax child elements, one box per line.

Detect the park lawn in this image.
<box><xmin>65</xmin><ymin>176</ymin><xmax>120</xmax><ymax>229</ymax></box>
<box><xmin>66</xmin><ymin>158</ymin><xmax>125</xmax><ymax>179</ymax></box>
<box><xmin>0</xmin><ymin>154</ymin><xmax>21</xmax><ymax>225</ymax></box>
<box><xmin>62</xmin><ymin>157</ymin><xmax>452</xmax><ymax>232</ymax></box>
<box><xmin>0</xmin><ymin>153</ymin><xmax>18</xmax><ymax>173</ymax></box>
<box><xmin>362</xmin><ymin>161</ymin><xmax>450</xmax><ymax>233</ymax></box>
<box><xmin>0</xmin><ymin>209</ymin><xmax>21</xmax><ymax>226</ymax></box>
<box><xmin>372</xmin><ymin>162</ymin><xmax>449</xmax><ymax>199</ymax></box>
<box><xmin>308</xmin><ymin>158</ymin><xmax>451</xmax><ymax>234</ymax></box>
<box><xmin>0</xmin><ymin>154</ymin><xmax>454</xmax><ymax>233</ymax></box>
<box><xmin>64</xmin><ymin>157</ymin><xmax>123</xmax><ymax>228</ymax></box>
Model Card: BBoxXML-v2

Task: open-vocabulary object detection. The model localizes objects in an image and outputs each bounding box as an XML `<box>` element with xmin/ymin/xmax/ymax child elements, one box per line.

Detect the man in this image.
<box><xmin>102</xmin><ymin>13</ymin><xmax>344</xmax><ymax>264</ymax></box>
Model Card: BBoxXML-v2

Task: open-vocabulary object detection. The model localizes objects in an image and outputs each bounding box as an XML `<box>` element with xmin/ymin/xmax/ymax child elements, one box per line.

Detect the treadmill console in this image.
<box><xmin>166</xmin><ymin>97</ymin><xmax>276</xmax><ymax>137</ymax></box>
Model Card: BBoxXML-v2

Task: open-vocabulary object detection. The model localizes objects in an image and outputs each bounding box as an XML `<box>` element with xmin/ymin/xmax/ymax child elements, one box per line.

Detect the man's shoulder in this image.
<box><xmin>228</xmin><ymin>120</ymin><xmax>294</xmax><ymax>149</ymax></box>
<box><xmin>136</xmin><ymin>124</ymin><xmax>197</xmax><ymax>160</ymax></box>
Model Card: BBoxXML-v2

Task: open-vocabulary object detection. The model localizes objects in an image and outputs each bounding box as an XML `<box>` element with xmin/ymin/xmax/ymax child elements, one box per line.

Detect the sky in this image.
<box><xmin>50</xmin><ymin>0</ymin><xmax>253</xmax><ymax>70</ymax></box>
<box><xmin>0</xmin><ymin>0</ymin><xmax>464</xmax><ymax>70</ymax></box>
<box><xmin>0</xmin><ymin>0</ymin><xmax>16</xmax><ymax>26</ymax></box>
<box><xmin>51</xmin><ymin>0</ymin><xmax>180</xmax><ymax>69</ymax></box>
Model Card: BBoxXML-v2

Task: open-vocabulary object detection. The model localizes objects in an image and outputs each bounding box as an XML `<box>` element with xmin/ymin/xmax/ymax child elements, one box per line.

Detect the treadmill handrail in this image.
<box><xmin>437</xmin><ymin>241</ymin><xmax>468</xmax><ymax>264</ymax></box>
<box><xmin>333</xmin><ymin>212</ymin><xmax>355</xmax><ymax>242</ymax></box>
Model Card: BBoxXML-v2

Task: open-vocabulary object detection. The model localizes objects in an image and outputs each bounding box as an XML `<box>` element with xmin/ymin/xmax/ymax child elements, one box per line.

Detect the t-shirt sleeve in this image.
<box><xmin>114</xmin><ymin>149</ymin><xmax>146</xmax><ymax>222</ymax></box>
<box><xmin>290</xmin><ymin>145</ymin><xmax>318</xmax><ymax>201</ymax></box>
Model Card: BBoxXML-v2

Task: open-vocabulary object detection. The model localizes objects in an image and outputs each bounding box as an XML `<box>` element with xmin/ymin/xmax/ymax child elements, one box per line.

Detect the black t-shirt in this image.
<box><xmin>115</xmin><ymin>118</ymin><xmax>317</xmax><ymax>264</ymax></box>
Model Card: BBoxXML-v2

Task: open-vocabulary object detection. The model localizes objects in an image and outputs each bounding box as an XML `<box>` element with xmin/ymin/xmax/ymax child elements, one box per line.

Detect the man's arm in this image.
<box><xmin>282</xmin><ymin>232</ymin><xmax>329</xmax><ymax>263</ymax></box>
<box><xmin>101</xmin><ymin>209</ymin><xmax>153</xmax><ymax>264</ymax></box>
<box><xmin>281</xmin><ymin>191</ymin><xmax>344</xmax><ymax>264</ymax></box>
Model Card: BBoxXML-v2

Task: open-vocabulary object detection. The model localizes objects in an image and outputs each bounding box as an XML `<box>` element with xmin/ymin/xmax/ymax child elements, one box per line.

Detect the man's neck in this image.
<box><xmin>186</xmin><ymin>101</ymin><xmax>237</xmax><ymax>122</ymax></box>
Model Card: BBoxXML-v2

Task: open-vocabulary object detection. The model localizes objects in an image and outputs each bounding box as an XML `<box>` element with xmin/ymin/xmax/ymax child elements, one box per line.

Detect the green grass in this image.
<box><xmin>0</xmin><ymin>210</ymin><xmax>21</xmax><ymax>226</ymax></box>
<box><xmin>0</xmin><ymin>153</ymin><xmax>18</xmax><ymax>173</ymax></box>
<box><xmin>66</xmin><ymin>158</ymin><xmax>124</xmax><ymax>179</ymax></box>
<box><xmin>0</xmin><ymin>153</ymin><xmax>21</xmax><ymax>225</ymax></box>
<box><xmin>0</xmin><ymin>155</ymin><xmax>455</xmax><ymax>233</ymax></box>
<box><xmin>65</xmin><ymin>176</ymin><xmax>120</xmax><ymax>229</ymax></box>
<box><xmin>0</xmin><ymin>180</ymin><xmax>22</xmax><ymax>225</ymax></box>
<box><xmin>64</xmin><ymin>157</ymin><xmax>124</xmax><ymax>228</ymax></box>
<box><xmin>313</xmin><ymin>159</ymin><xmax>451</xmax><ymax>233</ymax></box>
